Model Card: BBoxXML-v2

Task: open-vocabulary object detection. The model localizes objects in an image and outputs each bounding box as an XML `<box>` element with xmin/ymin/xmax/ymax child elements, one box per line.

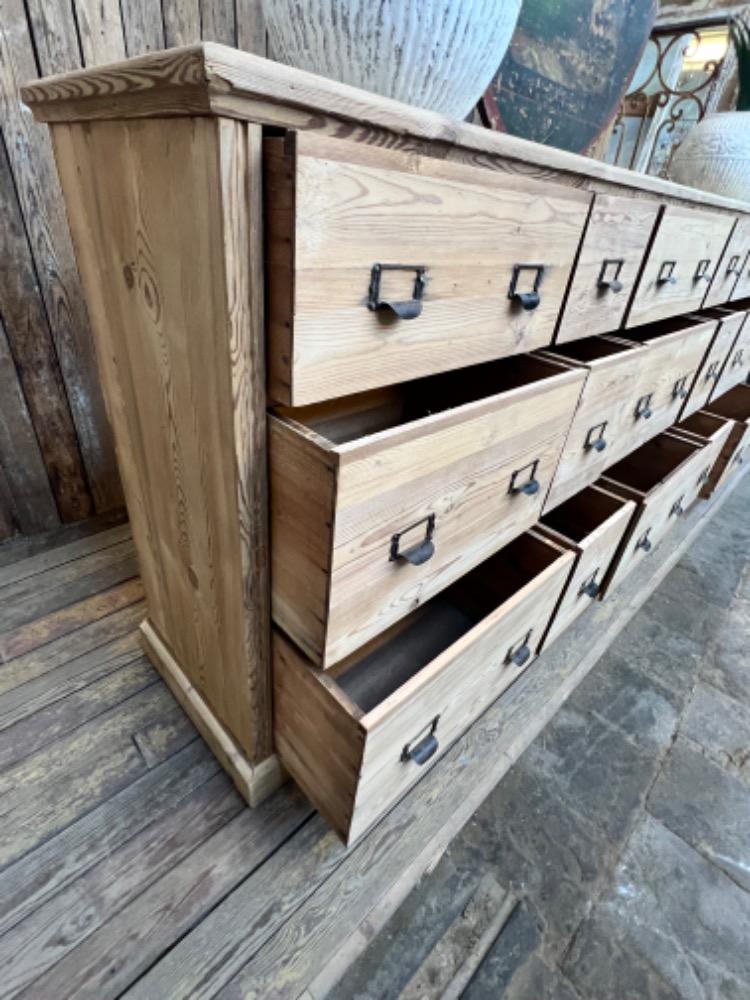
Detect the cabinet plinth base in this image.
<box><xmin>139</xmin><ymin>619</ymin><xmax>285</xmax><ymax>807</ymax></box>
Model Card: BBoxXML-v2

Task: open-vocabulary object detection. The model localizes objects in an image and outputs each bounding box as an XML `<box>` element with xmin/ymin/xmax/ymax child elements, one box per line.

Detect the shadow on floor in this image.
<box><xmin>328</xmin><ymin>473</ymin><xmax>750</xmax><ymax>1000</ymax></box>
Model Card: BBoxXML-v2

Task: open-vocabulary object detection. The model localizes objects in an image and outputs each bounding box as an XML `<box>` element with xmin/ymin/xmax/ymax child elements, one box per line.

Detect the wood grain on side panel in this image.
<box><xmin>51</xmin><ymin>117</ymin><xmax>271</xmax><ymax>763</ymax></box>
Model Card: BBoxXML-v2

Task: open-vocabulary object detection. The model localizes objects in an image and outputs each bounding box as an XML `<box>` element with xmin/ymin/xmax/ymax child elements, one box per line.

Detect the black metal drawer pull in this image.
<box><xmin>597</xmin><ymin>258</ymin><xmax>625</xmax><ymax>293</ymax></box>
<box><xmin>368</xmin><ymin>263</ymin><xmax>427</xmax><ymax>320</ymax></box>
<box><xmin>506</xmin><ymin>629</ymin><xmax>533</xmax><ymax>667</ymax></box>
<box><xmin>509</xmin><ymin>459</ymin><xmax>541</xmax><ymax>496</ymax></box>
<box><xmin>390</xmin><ymin>513</ymin><xmax>436</xmax><ymax>566</ymax></box>
<box><xmin>727</xmin><ymin>254</ymin><xmax>742</xmax><ymax>276</ymax></box>
<box><xmin>657</xmin><ymin>260</ymin><xmax>677</xmax><ymax>286</ymax></box>
<box><xmin>508</xmin><ymin>263</ymin><xmax>545</xmax><ymax>311</ymax></box>
<box><xmin>705</xmin><ymin>361</ymin><xmax>721</xmax><ymax>382</ymax></box>
<box><xmin>636</xmin><ymin>528</ymin><xmax>653</xmax><ymax>552</ymax></box>
<box><xmin>672</xmin><ymin>375</ymin><xmax>689</xmax><ymax>401</ymax></box>
<box><xmin>634</xmin><ymin>393</ymin><xmax>653</xmax><ymax>420</ymax></box>
<box><xmin>584</xmin><ymin>421</ymin><xmax>608</xmax><ymax>453</ymax></box>
<box><xmin>733</xmin><ymin>449</ymin><xmax>745</xmax><ymax>465</ymax></box>
<box><xmin>578</xmin><ymin>568</ymin><xmax>601</xmax><ymax>599</ymax></box>
<box><xmin>401</xmin><ymin>716</ymin><xmax>440</xmax><ymax>765</ymax></box>
<box><xmin>732</xmin><ymin>349</ymin><xmax>745</xmax><ymax>368</ymax></box>
<box><xmin>670</xmin><ymin>495</ymin><xmax>685</xmax><ymax>518</ymax></box>
<box><xmin>698</xmin><ymin>467</ymin><xmax>711</xmax><ymax>486</ymax></box>
<box><xmin>694</xmin><ymin>258</ymin><xmax>712</xmax><ymax>282</ymax></box>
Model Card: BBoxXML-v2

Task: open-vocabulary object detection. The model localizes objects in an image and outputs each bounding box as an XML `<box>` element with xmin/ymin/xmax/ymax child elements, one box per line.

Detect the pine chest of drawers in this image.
<box><xmin>24</xmin><ymin>43</ymin><xmax>750</xmax><ymax>842</ymax></box>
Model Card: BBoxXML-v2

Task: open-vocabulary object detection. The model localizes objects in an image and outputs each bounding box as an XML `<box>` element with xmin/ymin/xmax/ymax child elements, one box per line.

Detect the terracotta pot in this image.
<box><xmin>669</xmin><ymin>111</ymin><xmax>750</xmax><ymax>200</ymax></box>
<box><xmin>260</xmin><ymin>0</ymin><xmax>522</xmax><ymax>119</ymax></box>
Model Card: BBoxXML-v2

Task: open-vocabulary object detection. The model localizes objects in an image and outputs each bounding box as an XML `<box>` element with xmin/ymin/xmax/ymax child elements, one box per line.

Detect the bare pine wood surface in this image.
<box><xmin>0</xmin><ymin>463</ymin><xmax>744</xmax><ymax>999</ymax></box>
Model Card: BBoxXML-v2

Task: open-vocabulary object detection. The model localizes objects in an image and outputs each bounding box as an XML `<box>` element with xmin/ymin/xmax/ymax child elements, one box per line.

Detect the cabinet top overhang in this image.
<box><xmin>21</xmin><ymin>41</ymin><xmax>750</xmax><ymax>214</ymax></box>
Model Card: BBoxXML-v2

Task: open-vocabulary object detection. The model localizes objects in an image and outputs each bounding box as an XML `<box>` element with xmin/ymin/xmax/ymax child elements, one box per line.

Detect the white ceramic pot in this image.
<box><xmin>260</xmin><ymin>0</ymin><xmax>522</xmax><ymax>119</ymax></box>
<box><xmin>669</xmin><ymin>111</ymin><xmax>750</xmax><ymax>200</ymax></box>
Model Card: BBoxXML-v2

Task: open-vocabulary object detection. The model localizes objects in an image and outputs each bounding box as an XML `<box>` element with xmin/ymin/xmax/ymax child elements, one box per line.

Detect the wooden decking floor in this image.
<box><xmin>0</xmin><ymin>470</ymin><xmax>744</xmax><ymax>1000</ymax></box>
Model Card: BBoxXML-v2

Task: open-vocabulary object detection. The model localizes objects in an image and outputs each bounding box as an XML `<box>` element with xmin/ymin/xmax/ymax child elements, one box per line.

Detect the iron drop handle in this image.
<box><xmin>513</xmin><ymin>479</ymin><xmax>540</xmax><ymax>496</ymax></box>
<box><xmin>509</xmin><ymin>644</ymin><xmax>531</xmax><ymax>667</ymax></box>
<box><xmin>368</xmin><ymin>263</ymin><xmax>426</xmax><ymax>320</ymax></box>
<box><xmin>390</xmin><ymin>513</ymin><xmax>436</xmax><ymax>566</ymax></box>
<box><xmin>401</xmin><ymin>717</ymin><xmax>440</xmax><ymax>765</ymax></box>
<box><xmin>657</xmin><ymin>261</ymin><xmax>677</xmax><ymax>286</ymax></box>
<box><xmin>598</xmin><ymin>258</ymin><xmax>625</xmax><ymax>293</ymax></box>
<box><xmin>508</xmin><ymin>264</ymin><xmax>545</xmax><ymax>312</ymax></box>
<box><xmin>579</xmin><ymin>578</ymin><xmax>600</xmax><ymax>598</ymax></box>
<box><xmin>671</xmin><ymin>498</ymin><xmax>685</xmax><ymax>517</ymax></box>
<box><xmin>636</xmin><ymin>531</ymin><xmax>653</xmax><ymax>552</ymax></box>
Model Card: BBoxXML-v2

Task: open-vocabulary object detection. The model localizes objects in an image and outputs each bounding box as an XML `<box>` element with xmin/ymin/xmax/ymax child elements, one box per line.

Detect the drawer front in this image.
<box><xmin>626</xmin><ymin>207</ymin><xmax>735</xmax><ymax>328</ymax></box>
<box><xmin>629</xmin><ymin>321</ymin><xmax>717</xmax><ymax>443</ymax></box>
<box><xmin>705</xmin><ymin>218</ymin><xmax>750</xmax><ymax>307</ymax></box>
<box><xmin>543</xmin><ymin>342</ymin><xmax>648</xmax><ymax>511</ymax></box>
<box><xmin>602</xmin><ymin>442</ymin><xmax>708</xmax><ymax>593</ymax></box>
<box><xmin>683</xmin><ymin>312</ymin><xmax>745</xmax><ymax>417</ymax></box>
<box><xmin>327</xmin><ymin>374</ymin><xmax>585</xmax><ymax>664</ymax></box>
<box><xmin>544</xmin><ymin>322</ymin><xmax>714</xmax><ymax>511</ymax></box>
<box><xmin>540</xmin><ymin>497</ymin><xmax>636</xmax><ymax>647</ymax></box>
<box><xmin>351</xmin><ymin>546</ymin><xmax>573</xmax><ymax>841</ymax></box>
<box><xmin>711</xmin><ymin>313</ymin><xmax>750</xmax><ymax>400</ymax></box>
<box><xmin>266</xmin><ymin>132</ymin><xmax>591</xmax><ymax>405</ymax></box>
<box><xmin>556</xmin><ymin>194</ymin><xmax>660</xmax><ymax>343</ymax></box>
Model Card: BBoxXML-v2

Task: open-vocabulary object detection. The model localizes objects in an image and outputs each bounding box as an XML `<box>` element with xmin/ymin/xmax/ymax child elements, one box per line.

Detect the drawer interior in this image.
<box><xmin>604</xmin><ymin>434</ymin><xmax>698</xmax><ymax>494</ymax></box>
<box><xmin>330</xmin><ymin>532</ymin><xmax>563</xmax><ymax>714</ymax></box>
<box><xmin>676</xmin><ymin>411</ymin><xmax>728</xmax><ymax>441</ymax></box>
<box><xmin>548</xmin><ymin>336</ymin><xmax>639</xmax><ymax>366</ymax></box>
<box><xmin>541</xmin><ymin>486</ymin><xmax>627</xmax><ymax>543</ymax></box>
<box><xmin>707</xmin><ymin>384</ymin><xmax>750</xmax><ymax>421</ymax></box>
<box><xmin>621</xmin><ymin>314</ymin><xmax>707</xmax><ymax>345</ymax></box>
<box><xmin>274</xmin><ymin>355</ymin><xmax>566</xmax><ymax>446</ymax></box>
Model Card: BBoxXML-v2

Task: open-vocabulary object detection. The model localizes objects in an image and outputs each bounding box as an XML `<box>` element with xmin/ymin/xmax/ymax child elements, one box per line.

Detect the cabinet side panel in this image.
<box><xmin>51</xmin><ymin>117</ymin><xmax>270</xmax><ymax>762</ymax></box>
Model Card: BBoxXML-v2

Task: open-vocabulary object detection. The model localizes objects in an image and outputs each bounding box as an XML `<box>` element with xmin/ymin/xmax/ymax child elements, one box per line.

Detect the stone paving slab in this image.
<box><xmin>565</xmin><ymin>815</ymin><xmax>750</xmax><ymax>1000</ymax></box>
<box><xmin>681</xmin><ymin>681</ymin><xmax>750</xmax><ymax>780</ymax></box>
<box><xmin>647</xmin><ymin>736</ymin><xmax>750</xmax><ymax>892</ymax></box>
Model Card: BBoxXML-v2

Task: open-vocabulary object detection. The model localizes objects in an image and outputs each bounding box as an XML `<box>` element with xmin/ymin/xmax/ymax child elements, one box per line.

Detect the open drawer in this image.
<box><xmin>556</xmin><ymin>192</ymin><xmax>661</xmax><ymax>343</ymax></box>
<box><xmin>681</xmin><ymin>307</ymin><xmax>747</xmax><ymax>417</ymax></box>
<box><xmin>674</xmin><ymin>410</ymin><xmax>738</xmax><ymax>498</ymax></box>
<box><xmin>537</xmin><ymin>486</ymin><xmax>636</xmax><ymax>648</ymax></box>
<box><xmin>709</xmin><ymin>302</ymin><xmax>750</xmax><ymax>401</ymax></box>
<box><xmin>599</xmin><ymin>433</ymin><xmax>713</xmax><ymax>595</ymax></box>
<box><xmin>270</xmin><ymin>355</ymin><xmax>585</xmax><ymax>668</ymax></box>
<box><xmin>704</xmin><ymin>383</ymin><xmax>750</xmax><ymax>488</ymax></box>
<box><xmin>265</xmin><ymin>131</ymin><xmax>591</xmax><ymax>405</ymax></box>
<box><xmin>542</xmin><ymin>314</ymin><xmax>715</xmax><ymax>510</ymax></box>
<box><xmin>626</xmin><ymin>205</ymin><xmax>735</xmax><ymax>327</ymax></box>
<box><xmin>274</xmin><ymin>530</ymin><xmax>574</xmax><ymax>843</ymax></box>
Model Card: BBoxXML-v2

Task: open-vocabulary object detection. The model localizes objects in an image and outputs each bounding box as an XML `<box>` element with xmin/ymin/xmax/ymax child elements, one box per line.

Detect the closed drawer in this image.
<box><xmin>274</xmin><ymin>530</ymin><xmax>574</xmax><ymax>843</ymax></box>
<box><xmin>710</xmin><ymin>303</ymin><xmax>750</xmax><ymax>400</ymax></box>
<box><xmin>705</xmin><ymin>217</ymin><xmax>750</xmax><ymax>307</ymax></box>
<box><xmin>600</xmin><ymin>433</ymin><xmax>714</xmax><ymax>594</ymax></box>
<box><xmin>675</xmin><ymin>410</ymin><xmax>740</xmax><ymax>498</ymax></box>
<box><xmin>682</xmin><ymin>307</ymin><xmax>746</xmax><ymax>417</ymax></box>
<box><xmin>270</xmin><ymin>355</ymin><xmax>585</xmax><ymax>667</ymax></box>
<box><xmin>626</xmin><ymin>206</ymin><xmax>735</xmax><ymax>327</ymax></box>
<box><xmin>265</xmin><ymin>132</ymin><xmax>591</xmax><ymax>405</ymax></box>
<box><xmin>556</xmin><ymin>193</ymin><xmax>660</xmax><ymax>343</ymax></box>
<box><xmin>542</xmin><ymin>315</ymin><xmax>716</xmax><ymax>510</ymax></box>
<box><xmin>538</xmin><ymin>485</ymin><xmax>636</xmax><ymax>648</ymax></box>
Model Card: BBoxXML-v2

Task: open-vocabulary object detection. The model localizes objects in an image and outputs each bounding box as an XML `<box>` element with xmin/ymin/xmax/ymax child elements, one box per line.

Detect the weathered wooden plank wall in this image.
<box><xmin>0</xmin><ymin>0</ymin><xmax>266</xmax><ymax>543</ymax></box>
